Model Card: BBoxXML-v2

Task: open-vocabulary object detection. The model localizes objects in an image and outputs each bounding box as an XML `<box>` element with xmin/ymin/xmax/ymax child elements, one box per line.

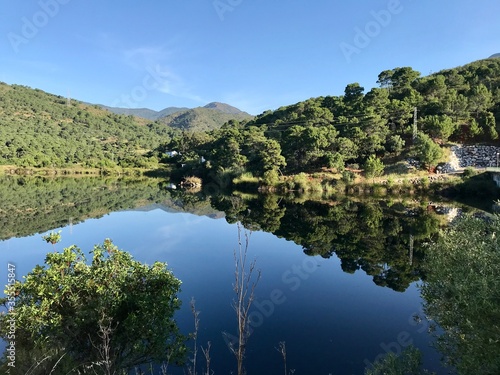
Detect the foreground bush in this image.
<box><xmin>0</xmin><ymin>239</ymin><xmax>186</xmax><ymax>374</ymax></box>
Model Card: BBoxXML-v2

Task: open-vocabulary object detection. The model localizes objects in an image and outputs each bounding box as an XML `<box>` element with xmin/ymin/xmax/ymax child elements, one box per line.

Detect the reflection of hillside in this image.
<box><xmin>134</xmin><ymin>200</ymin><xmax>225</xmax><ymax>219</ymax></box>
<box><xmin>0</xmin><ymin>177</ymin><xmax>223</xmax><ymax>240</ymax></box>
<box><xmin>211</xmin><ymin>195</ymin><xmax>462</xmax><ymax>292</ymax></box>
<box><xmin>1</xmin><ymin>175</ymin><xmax>482</xmax><ymax>293</ymax></box>
<box><xmin>0</xmin><ymin>177</ymin><xmax>162</xmax><ymax>240</ymax></box>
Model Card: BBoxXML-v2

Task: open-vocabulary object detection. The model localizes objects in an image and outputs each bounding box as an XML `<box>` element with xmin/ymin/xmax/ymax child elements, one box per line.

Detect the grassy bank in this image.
<box><xmin>0</xmin><ymin>165</ymin><xmax>172</xmax><ymax>177</ymax></box>
<box><xmin>231</xmin><ymin>169</ymin><xmax>464</xmax><ymax>197</ymax></box>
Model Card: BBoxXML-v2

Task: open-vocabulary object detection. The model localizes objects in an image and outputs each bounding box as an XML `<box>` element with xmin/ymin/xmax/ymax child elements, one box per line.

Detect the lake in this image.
<box><xmin>0</xmin><ymin>176</ymin><xmax>481</xmax><ymax>374</ymax></box>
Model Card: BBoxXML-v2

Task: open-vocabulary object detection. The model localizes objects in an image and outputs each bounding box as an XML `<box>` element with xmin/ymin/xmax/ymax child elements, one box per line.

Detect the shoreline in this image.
<box><xmin>0</xmin><ymin>165</ymin><xmax>170</xmax><ymax>177</ymax></box>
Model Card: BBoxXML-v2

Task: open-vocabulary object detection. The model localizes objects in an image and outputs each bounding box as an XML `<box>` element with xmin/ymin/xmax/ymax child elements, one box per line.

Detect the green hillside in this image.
<box><xmin>170</xmin><ymin>58</ymin><xmax>500</xmax><ymax>182</ymax></box>
<box><xmin>99</xmin><ymin>102</ymin><xmax>250</xmax><ymax>122</ymax></box>
<box><xmin>159</xmin><ymin>106</ymin><xmax>253</xmax><ymax>132</ymax></box>
<box><xmin>99</xmin><ymin>105</ymin><xmax>188</xmax><ymax>120</ymax></box>
<box><xmin>3</xmin><ymin>58</ymin><xmax>499</xmax><ymax>176</ymax></box>
<box><xmin>203</xmin><ymin>102</ymin><xmax>252</xmax><ymax>115</ymax></box>
<box><xmin>0</xmin><ymin>83</ymin><xmax>178</xmax><ymax>168</ymax></box>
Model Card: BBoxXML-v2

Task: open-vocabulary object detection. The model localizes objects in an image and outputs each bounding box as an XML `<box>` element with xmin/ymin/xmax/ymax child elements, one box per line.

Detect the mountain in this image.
<box><xmin>99</xmin><ymin>101</ymin><xmax>254</xmax><ymax>132</ymax></box>
<box><xmin>132</xmin><ymin>201</ymin><xmax>225</xmax><ymax>219</ymax></box>
<box><xmin>99</xmin><ymin>105</ymin><xmax>188</xmax><ymax>120</ymax></box>
<box><xmin>490</xmin><ymin>53</ymin><xmax>500</xmax><ymax>59</ymax></box>
<box><xmin>156</xmin><ymin>106</ymin><xmax>189</xmax><ymax>118</ymax></box>
<box><xmin>0</xmin><ymin>83</ymin><xmax>177</xmax><ymax>168</ymax></box>
<box><xmin>203</xmin><ymin>102</ymin><xmax>252</xmax><ymax>116</ymax></box>
<box><xmin>158</xmin><ymin>107</ymin><xmax>253</xmax><ymax>132</ymax></box>
<box><xmin>100</xmin><ymin>102</ymin><xmax>251</xmax><ymax>124</ymax></box>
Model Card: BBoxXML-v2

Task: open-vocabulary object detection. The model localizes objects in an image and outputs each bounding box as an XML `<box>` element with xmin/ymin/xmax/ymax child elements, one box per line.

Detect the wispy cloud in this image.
<box><xmin>122</xmin><ymin>45</ymin><xmax>172</xmax><ymax>70</ymax></box>
<box><xmin>120</xmin><ymin>44</ymin><xmax>206</xmax><ymax>104</ymax></box>
<box><xmin>76</xmin><ymin>32</ymin><xmax>206</xmax><ymax>105</ymax></box>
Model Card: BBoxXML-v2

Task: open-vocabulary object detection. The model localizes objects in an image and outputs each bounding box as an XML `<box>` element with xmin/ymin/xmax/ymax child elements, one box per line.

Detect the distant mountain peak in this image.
<box><xmin>99</xmin><ymin>102</ymin><xmax>250</xmax><ymax>120</ymax></box>
<box><xmin>203</xmin><ymin>102</ymin><xmax>249</xmax><ymax>115</ymax></box>
<box><xmin>159</xmin><ymin>106</ymin><xmax>253</xmax><ymax>132</ymax></box>
<box><xmin>99</xmin><ymin>105</ymin><xmax>187</xmax><ymax>120</ymax></box>
<box><xmin>489</xmin><ymin>53</ymin><xmax>500</xmax><ymax>58</ymax></box>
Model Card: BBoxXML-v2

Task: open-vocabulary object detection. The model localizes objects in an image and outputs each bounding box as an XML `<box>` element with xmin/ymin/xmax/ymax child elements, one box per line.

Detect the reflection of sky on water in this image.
<box><xmin>0</xmin><ymin>208</ymin><xmax>444</xmax><ymax>374</ymax></box>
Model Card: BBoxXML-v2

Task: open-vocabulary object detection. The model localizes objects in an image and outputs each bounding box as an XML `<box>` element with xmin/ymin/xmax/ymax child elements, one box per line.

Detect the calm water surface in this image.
<box><xmin>0</xmin><ymin>185</ymin><xmax>449</xmax><ymax>374</ymax></box>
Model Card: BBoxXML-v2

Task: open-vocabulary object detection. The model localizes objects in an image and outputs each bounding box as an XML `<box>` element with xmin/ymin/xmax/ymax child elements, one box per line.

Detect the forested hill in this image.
<box><xmin>203</xmin><ymin>102</ymin><xmax>251</xmax><ymax>115</ymax></box>
<box><xmin>158</xmin><ymin>106</ymin><xmax>253</xmax><ymax>132</ymax></box>
<box><xmin>2</xmin><ymin>58</ymin><xmax>499</xmax><ymax>174</ymax></box>
<box><xmin>99</xmin><ymin>101</ymin><xmax>250</xmax><ymax>122</ymax></box>
<box><xmin>250</xmin><ymin>58</ymin><xmax>500</xmax><ymax>141</ymax></box>
<box><xmin>98</xmin><ymin>105</ymin><xmax>189</xmax><ymax>120</ymax></box>
<box><xmin>172</xmin><ymin>58</ymin><xmax>500</xmax><ymax>181</ymax></box>
<box><xmin>0</xmin><ymin>83</ymin><xmax>178</xmax><ymax>168</ymax></box>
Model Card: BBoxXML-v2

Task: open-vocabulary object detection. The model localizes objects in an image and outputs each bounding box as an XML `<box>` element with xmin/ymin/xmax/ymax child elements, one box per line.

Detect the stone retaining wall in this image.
<box><xmin>438</xmin><ymin>145</ymin><xmax>500</xmax><ymax>173</ymax></box>
<box><xmin>453</xmin><ymin>145</ymin><xmax>500</xmax><ymax>168</ymax></box>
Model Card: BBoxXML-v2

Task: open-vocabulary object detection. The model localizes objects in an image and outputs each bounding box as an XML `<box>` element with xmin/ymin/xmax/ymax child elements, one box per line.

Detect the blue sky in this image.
<box><xmin>1</xmin><ymin>0</ymin><xmax>499</xmax><ymax>115</ymax></box>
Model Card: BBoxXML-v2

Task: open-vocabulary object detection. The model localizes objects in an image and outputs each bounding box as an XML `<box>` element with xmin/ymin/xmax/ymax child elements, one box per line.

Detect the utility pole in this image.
<box><xmin>412</xmin><ymin>107</ymin><xmax>418</xmax><ymax>141</ymax></box>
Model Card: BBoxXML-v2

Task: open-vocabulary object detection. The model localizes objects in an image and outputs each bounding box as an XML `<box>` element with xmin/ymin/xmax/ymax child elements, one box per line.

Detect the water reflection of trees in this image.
<box><xmin>212</xmin><ymin>195</ymin><xmax>444</xmax><ymax>292</ymax></box>
<box><xmin>421</xmin><ymin>216</ymin><xmax>500</xmax><ymax>374</ymax></box>
<box><xmin>0</xmin><ymin>174</ymin><xmax>448</xmax><ymax>293</ymax></box>
<box><xmin>0</xmin><ymin>176</ymin><xmax>174</xmax><ymax>240</ymax></box>
<box><xmin>0</xmin><ymin>176</ymin><xmax>224</xmax><ymax>241</ymax></box>
<box><xmin>3</xmin><ymin>176</ymin><xmax>495</xmax><ymax>373</ymax></box>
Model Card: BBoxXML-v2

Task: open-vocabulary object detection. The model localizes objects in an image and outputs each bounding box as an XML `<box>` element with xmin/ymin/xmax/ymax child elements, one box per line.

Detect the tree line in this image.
<box><xmin>2</xmin><ymin>59</ymin><xmax>499</xmax><ymax>177</ymax></box>
<box><xmin>164</xmin><ymin>59</ymin><xmax>500</xmax><ymax>183</ymax></box>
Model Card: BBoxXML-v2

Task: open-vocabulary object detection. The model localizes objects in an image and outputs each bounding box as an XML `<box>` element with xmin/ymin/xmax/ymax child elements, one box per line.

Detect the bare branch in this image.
<box><xmin>275</xmin><ymin>341</ymin><xmax>287</xmax><ymax>375</ymax></box>
<box><xmin>201</xmin><ymin>341</ymin><xmax>212</xmax><ymax>375</ymax></box>
<box><xmin>26</xmin><ymin>355</ymin><xmax>52</xmax><ymax>375</ymax></box>
<box><xmin>231</xmin><ymin>223</ymin><xmax>260</xmax><ymax>375</ymax></box>
<box><xmin>188</xmin><ymin>297</ymin><xmax>200</xmax><ymax>375</ymax></box>
<box><xmin>48</xmin><ymin>352</ymin><xmax>67</xmax><ymax>375</ymax></box>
